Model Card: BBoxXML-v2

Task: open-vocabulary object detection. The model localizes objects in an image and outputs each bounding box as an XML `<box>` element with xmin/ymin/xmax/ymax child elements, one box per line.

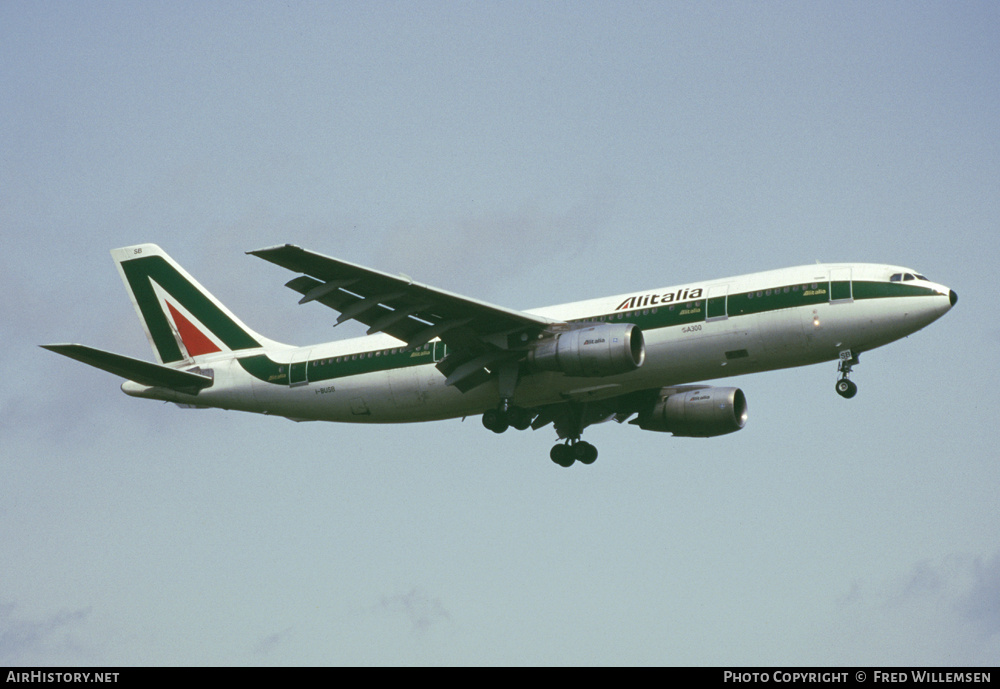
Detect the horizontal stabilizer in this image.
<box><xmin>41</xmin><ymin>344</ymin><xmax>213</xmax><ymax>394</ymax></box>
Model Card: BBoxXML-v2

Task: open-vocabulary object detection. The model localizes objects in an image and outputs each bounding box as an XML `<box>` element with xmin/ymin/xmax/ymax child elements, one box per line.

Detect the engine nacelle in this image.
<box><xmin>528</xmin><ymin>323</ymin><xmax>645</xmax><ymax>377</ymax></box>
<box><xmin>635</xmin><ymin>386</ymin><xmax>748</xmax><ymax>437</ymax></box>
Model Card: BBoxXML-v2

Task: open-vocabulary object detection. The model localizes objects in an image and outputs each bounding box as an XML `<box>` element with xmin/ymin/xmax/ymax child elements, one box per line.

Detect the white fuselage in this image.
<box><xmin>124</xmin><ymin>262</ymin><xmax>955</xmax><ymax>423</ymax></box>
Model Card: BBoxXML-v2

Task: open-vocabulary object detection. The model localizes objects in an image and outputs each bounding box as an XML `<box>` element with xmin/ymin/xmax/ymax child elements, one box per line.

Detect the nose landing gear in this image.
<box><xmin>836</xmin><ymin>350</ymin><xmax>859</xmax><ymax>399</ymax></box>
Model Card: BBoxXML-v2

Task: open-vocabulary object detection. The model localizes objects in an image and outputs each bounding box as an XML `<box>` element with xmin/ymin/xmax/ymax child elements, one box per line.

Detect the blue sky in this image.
<box><xmin>2</xmin><ymin>1</ymin><xmax>998</xmax><ymax>665</ymax></box>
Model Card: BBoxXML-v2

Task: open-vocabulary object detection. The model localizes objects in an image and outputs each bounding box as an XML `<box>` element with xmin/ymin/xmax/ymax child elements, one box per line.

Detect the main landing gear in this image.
<box><xmin>481</xmin><ymin>401</ymin><xmax>533</xmax><ymax>433</ymax></box>
<box><xmin>548</xmin><ymin>402</ymin><xmax>597</xmax><ymax>467</ymax></box>
<box><xmin>835</xmin><ymin>350</ymin><xmax>859</xmax><ymax>399</ymax></box>
<box><xmin>549</xmin><ymin>440</ymin><xmax>598</xmax><ymax>467</ymax></box>
<box><xmin>481</xmin><ymin>363</ymin><xmax>535</xmax><ymax>433</ymax></box>
<box><xmin>481</xmin><ymin>396</ymin><xmax>600</xmax><ymax>468</ymax></box>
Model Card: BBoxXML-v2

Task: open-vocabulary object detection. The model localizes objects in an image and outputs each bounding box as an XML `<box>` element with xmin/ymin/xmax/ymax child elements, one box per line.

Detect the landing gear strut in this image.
<box><xmin>836</xmin><ymin>350</ymin><xmax>859</xmax><ymax>399</ymax></box>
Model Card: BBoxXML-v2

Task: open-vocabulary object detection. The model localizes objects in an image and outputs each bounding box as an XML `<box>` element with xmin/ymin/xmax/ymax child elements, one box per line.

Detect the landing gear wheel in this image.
<box><xmin>482</xmin><ymin>409</ymin><xmax>509</xmax><ymax>433</ymax></box>
<box><xmin>573</xmin><ymin>441</ymin><xmax>598</xmax><ymax>465</ymax></box>
<box><xmin>509</xmin><ymin>406</ymin><xmax>533</xmax><ymax>431</ymax></box>
<box><xmin>835</xmin><ymin>378</ymin><xmax>858</xmax><ymax>399</ymax></box>
<box><xmin>550</xmin><ymin>443</ymin><xmax>575</xmax><ymax>467</ymax></box>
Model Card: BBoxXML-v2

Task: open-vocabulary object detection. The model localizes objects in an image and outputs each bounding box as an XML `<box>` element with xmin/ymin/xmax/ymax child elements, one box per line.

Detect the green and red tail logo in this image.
<box><xmin>113</xmin><ymin>245</ymin><xmax>265</xmax><ymax>364</ymax></box>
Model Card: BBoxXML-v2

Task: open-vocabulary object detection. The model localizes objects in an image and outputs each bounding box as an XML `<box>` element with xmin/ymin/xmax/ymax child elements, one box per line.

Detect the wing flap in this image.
<box><xmin>41</xmin><ymin>344</ymin><xmax>213</xmax><ymax>394</ymax></box>
<box><xmin>282</xmin><ymin>274</ymin><xmax>431</xmax><ymax>343</ymax></box>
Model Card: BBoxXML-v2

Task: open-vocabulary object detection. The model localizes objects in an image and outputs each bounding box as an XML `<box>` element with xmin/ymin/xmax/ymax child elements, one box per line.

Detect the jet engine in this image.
<box><xmin>634</xmin><ymin>386</ymin><xmax>747</xmax><ymax>437</ymax></box>
<box><xmin>527</xmin><ymin>323</ymin><xmax>645</xmax><ymax>377</ymax></box>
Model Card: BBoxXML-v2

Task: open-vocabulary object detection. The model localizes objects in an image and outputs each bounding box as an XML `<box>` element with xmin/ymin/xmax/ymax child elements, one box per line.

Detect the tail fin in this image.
<box><xmin>113</xmin><ymin>244</ymin><xmax>280</xmax><ymax>364</ymax></box>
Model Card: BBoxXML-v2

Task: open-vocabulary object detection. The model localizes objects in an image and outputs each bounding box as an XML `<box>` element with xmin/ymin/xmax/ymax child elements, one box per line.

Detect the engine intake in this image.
<box><xmin>634</xmin><ymin>386</ymin><xmax>747</xmax><ymax>437</ymax></box>
<box><xmin>528</xmin><ymin>323</ymin><xmax>645</xmax><ymax>378</ymax></box>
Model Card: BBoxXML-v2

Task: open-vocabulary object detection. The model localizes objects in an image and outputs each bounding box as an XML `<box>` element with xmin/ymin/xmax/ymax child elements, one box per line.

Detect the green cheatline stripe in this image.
<box><xmin>121</xmin><ymin>255</ymin><xmax>261</xmax><ymax>363</ymax></box>
<box><xmin>853</xmin><ymin>280</ymin><xmax>937</xmax><ymax>300</ymax></box>
<box><xmin>237</xmin><ymin>279</ymin><xmax>940</xmax><ymax>386</ymax></box>
<box><xmin>239</xmin><ymin>344</ymin><xmax>437</xmax><ymax>384</ymax></box>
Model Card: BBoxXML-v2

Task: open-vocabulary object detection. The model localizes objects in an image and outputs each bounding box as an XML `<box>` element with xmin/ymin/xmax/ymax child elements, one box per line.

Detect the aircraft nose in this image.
<box><xmin>949</xmin><ymin>290</ymin><xmax>958</xmax><ymax>307</ymax></box>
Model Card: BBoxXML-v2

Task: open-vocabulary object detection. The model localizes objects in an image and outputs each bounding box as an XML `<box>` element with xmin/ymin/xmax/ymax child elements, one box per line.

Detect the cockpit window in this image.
<box><xmin>891</xmin><ymin>271</ymin><xmax>930</xmax><ymax>283</ymax></box>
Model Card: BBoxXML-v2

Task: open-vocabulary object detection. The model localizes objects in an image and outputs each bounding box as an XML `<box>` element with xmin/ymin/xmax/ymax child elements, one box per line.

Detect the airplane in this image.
<box><xmin>42</xmin><ymin>244</ymin><xmax>957</xmax><ymax>467</ymax></box>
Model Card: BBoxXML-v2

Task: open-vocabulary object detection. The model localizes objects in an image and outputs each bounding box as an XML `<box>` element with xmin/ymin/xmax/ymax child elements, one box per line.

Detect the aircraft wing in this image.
<box><xmin>248</xmin><ymin>244</ymin><xmax>559</xmax><ymax>391</ymax></box>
